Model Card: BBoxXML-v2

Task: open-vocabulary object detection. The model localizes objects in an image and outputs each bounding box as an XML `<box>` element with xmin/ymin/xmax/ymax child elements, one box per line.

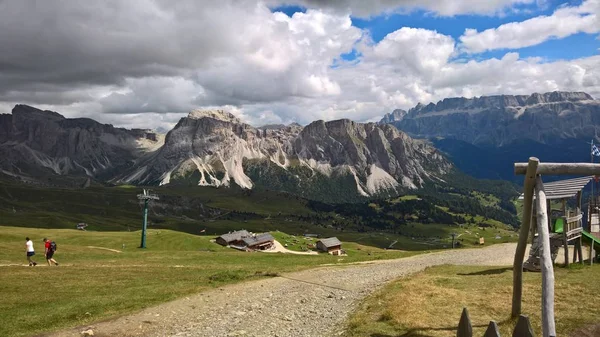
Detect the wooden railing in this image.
<box><xmin>564</xmin><ymin>213</ymin><xmax>583</xmax><ymax>240</ymax></box>
<box><xmin>457</xmin><ymin>308</ymin><xmax>535</xmax><ymax>337</ymax></box>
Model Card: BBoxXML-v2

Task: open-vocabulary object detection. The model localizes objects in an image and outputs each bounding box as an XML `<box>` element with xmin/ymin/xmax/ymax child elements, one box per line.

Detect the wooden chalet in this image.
<box><xmin>242</xmin><ymin>233</ymin><xmax>275</xmax><ymax>250</ymax></box>
<box><xmin>215</xmin><ymin>230</ymin><xmax>250</xmax><ymax>246</ymax></box>
<box><xmin>316</xmin><ymin>237</ymin><xmax>342</xmax><ymax>255</ymax></box>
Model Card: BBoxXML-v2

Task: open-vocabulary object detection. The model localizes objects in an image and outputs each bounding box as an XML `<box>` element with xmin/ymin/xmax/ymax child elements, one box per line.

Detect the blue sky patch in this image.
<box><xmin>271</xmin><ymin>0</ymin><xmax>598</xmax><ymax>63</ymax></box>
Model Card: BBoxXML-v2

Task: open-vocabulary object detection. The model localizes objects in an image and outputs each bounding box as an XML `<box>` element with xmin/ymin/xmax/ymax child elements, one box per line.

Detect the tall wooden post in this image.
<box><xmin>512</xmin><ymin>157</ymin><xmax>539</xmax><ymax>317</ymax></box>
<box><xmin>535</xmin><ymin>176</ymin><xmax>556</xmax><ymax>337</ymax></box>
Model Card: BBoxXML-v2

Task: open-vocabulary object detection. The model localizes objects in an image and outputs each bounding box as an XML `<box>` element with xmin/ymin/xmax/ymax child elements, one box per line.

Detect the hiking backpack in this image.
<box><xmin>50</xmin><ymin>241</ymin><xmax>57</xmax><ymax>251</ymax></box>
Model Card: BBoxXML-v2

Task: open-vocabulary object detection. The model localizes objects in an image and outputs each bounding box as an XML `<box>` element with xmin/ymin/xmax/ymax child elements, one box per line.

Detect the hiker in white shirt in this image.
<box><xmin>25</xmin><ymin>237</ymin><xmax>37</xmax><ymax>266</ymax></box>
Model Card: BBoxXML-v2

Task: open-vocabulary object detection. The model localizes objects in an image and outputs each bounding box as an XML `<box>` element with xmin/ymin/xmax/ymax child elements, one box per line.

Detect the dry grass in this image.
<box><xmin>346</xmin><ymin>264</ymin><xmax>600</xmax><ymax>337</ymax></box>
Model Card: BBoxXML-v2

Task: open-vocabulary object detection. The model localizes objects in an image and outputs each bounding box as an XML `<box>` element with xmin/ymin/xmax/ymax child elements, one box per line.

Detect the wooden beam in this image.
<box><xmin>535</xmin><ymin>176</ymin><xmax>557</xmax><ymax>337</ymax></box>
<box><xmin>564</xmin><ymin>233</ymin><xmax>570</xmax><ymax>268</ymax></box>
<box><xmin>515</xmin><ymin>162</ymin><xmax>600</xmax><ymax>175</ymax></box>
<box><xmin>512</xmin><ymin>157</ymin><xmax>539</xmax><ymax>318</ymax></box>
<box><xmin>590</xmin><ymin>240</ymin><xmax>594</xmax><ymax>266</ymax></box>
<box><xmin>578</xmin><ymin>236</ymin><xmax>584</xmax><ymax>265</ymax></box>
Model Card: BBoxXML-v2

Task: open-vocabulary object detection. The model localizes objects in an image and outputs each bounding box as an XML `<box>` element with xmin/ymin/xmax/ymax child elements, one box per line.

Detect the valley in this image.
<box><xmin>1</xmin><ymin>91</ymin><xmax>598</xmax><ymax>337</ymax></box>
<box><xmin>3</xmin><ymin>2</ymin><xmax>600</xmax><ymax>336</ymax></box>
<box><xmin>0</xmin><ymin>173</ymin><xmax>518</xmax><ymax>251</ymax></box>
<box><xmin>380</xmin><ymin>91</ymin><xmax>600</xmax><ymax>182</ymax></box>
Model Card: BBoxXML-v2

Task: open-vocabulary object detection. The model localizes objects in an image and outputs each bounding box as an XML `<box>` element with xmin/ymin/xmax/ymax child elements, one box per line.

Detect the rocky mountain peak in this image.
<box><xmin>187</xmin><ymin>109</ymin><xmax>241</xmax><ymax>124</ymax></box>
<box><xmin>112</xmin><ymin>112</ymin><xmax>450</xmax><ymax>202</ymax></box>
<box><xmin>11</xmin><ymin>104</ymin><xmax>65</xmax><ymax>121</ymax></box>
<box><xmin>0</xmin><ymin>104</ymin><xmax>163</xmax><ymax>181</ymax></box>
<box><xmin>380</xmin><ymin>109</ymin><xmax>407</xmax><ymax>124</ymax></box>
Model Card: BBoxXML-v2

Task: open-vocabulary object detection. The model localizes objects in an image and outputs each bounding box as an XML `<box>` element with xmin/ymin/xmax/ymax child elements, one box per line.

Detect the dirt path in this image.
<box><xmin>261</xmin><ymin>240</ymin><xmax>318</xmax><ymax>255</ymax></box>
<box><xmin>86</xmin><ymin>246</ymin><xmax>122</xmax><ymax>253</ymax></box>
<box><xmin>49</xmin><ymin>243</ymin><xmax>521</xmax><ymax>337</ymax></box>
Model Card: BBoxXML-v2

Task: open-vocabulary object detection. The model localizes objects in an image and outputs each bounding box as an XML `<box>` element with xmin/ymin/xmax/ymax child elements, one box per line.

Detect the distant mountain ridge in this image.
<box><xmin>379</xmin><ymin>91</ymin><xmax>600</xmax><ymax>181</ymax></box>
<box><xmin>0</xmin><ymin>105</ymin><xmax>451</xmax><ymax>202</ymax></box>
<box><xmin>0</xmin><ymin>105</ymin><xmax>163</xmax><ymax>183</ymax></box>
<box><xmin>381</xmin><ymin>91</ymin><xmax>599</xmax><ymax>147</ymax></box>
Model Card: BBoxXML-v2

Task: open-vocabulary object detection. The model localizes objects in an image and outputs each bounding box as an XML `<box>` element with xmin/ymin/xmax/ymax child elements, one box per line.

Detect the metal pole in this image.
<box><xmin>140</xmin><ymin>199</ymin><xmax>148</xmax><ymax>248</ymax></box>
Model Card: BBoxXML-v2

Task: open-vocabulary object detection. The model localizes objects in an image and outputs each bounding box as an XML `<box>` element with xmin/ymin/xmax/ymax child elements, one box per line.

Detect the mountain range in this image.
<box><xmin>0</xmin><ymin>105</ymin><xmax>450</xmax><ymax>202</ymax></box>
<box><xmin>3</xmin><ymin>90</ymin><xmax>596</xmax><ymax>200</ymax></box>
<box><xmin>380</xmin><ymin>91</ymin><xmax>600</xmax><ymax>181</ymax></box>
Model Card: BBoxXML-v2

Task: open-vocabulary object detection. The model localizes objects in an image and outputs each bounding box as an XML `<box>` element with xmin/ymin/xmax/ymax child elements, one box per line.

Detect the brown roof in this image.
<box><xmin>317</xmin><ymin>237</ymin><xmax>342</xmax><ymax>248</ymax></box>
<box><xmin>519</xmin><ymin>176</ymin><xmax>592</xmax><ymax>200</ymax></box>
<box><xmin>243</xmin><ymin>233</ymin><xmax>274</xmax><ymax>247</ymax></box>
<box><xmin>217</xmin><ymin>230</ymin><xmax>250</xmax><ymax>243</ymax></box>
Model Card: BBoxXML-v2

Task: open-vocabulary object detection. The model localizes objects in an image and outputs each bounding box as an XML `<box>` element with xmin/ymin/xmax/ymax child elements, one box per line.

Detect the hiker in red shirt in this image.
<box><xmin>43</xmin><ymin>238</ymin><xmax>59</xmax><ymax>266</ymax></box>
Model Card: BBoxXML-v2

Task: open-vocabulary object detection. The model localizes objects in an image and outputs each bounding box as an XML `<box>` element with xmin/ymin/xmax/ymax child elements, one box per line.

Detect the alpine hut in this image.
<box><xmin>316</xmin><ymin>237</ymin><xmax>342</xmax><ymax>255</ymax></box>
<box><xmin>215</xmin><ymin>230</ymin><xmax>250</xmax><ymax>246</ymax></box>
<box><xmin>242</xmin><ymin>233</ymin><xmax>275</xmax><ymax>250</ymax></box>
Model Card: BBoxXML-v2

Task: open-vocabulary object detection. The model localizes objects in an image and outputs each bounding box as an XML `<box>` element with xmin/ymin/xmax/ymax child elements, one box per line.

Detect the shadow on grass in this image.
<box><xmin>370</xmin><ymin>319</ymin><xmax>513</xmax><ymax>337</ymax></box>
<box><xmin>369</xmin><ymin>324</ymin><xmax>464</xmax><ymax>337</ymax></box>
<box><xmin>457</xmin><ymin>267</ymin><xmax>512</xmax><ymax>276</ymax></box>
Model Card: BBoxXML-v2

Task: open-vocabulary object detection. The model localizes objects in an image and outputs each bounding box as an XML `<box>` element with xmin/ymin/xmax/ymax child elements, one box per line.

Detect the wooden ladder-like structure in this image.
<box><xmin>512</xmin><ymin>158</ymin><xmax>600</xmax><ymax>337</ymax></box>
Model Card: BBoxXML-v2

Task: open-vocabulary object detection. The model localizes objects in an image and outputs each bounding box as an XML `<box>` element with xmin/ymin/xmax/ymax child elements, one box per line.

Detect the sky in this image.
<box><xmin>0</xmin><ymin>0</ymin><xmax>599</xmax><ymax>130</ymax></box>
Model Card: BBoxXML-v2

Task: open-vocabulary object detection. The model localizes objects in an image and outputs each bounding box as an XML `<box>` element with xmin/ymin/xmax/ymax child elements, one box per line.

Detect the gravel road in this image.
<box><xmin>49</xmin><ymin>243</ymin><xmax>522</xmax><ymax>337</ymax></box>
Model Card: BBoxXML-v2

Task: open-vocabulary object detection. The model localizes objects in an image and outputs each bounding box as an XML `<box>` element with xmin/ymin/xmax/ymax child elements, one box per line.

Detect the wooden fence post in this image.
<box><xmin>513</xmin><ymin>315</ymin><xmax>535</xmax><ymax>337</ymax></box>
<box><xmin>512</xmin><ymin>157</ymin><xmax>539</xmax><ymax>317</ymax></box>
<box><xmin>457</xmin><ymin>307</ymin><xmax>472</xmax><ymax>337</ymax></box>
<box><xmin>578</xmin><ymin>236</ymin><xmax>584</xmax><ymax>265</ymax></box>
<box><xmin>484</xmin><ymin>321</ymin><xmax>501</xmax><ymax>337</ymax></box>
<box><xmin>535</xmin><ymin>176</ymin><xmax>556</xmax><ymax>337</ymax></box>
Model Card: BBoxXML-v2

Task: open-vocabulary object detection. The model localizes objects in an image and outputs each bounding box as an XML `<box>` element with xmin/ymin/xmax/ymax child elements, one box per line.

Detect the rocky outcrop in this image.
<box><xmin>379</xmin><ymin>109</ymin><xmax>407</xmax><ymax>124</ymax></box>
<box><xmin>116</xmin><ymin>110</ymin><xmax>450</xmax><ymax>200</ymax></box>
<box><xmin>0</xmin><ymin>105</ymin><xmax>163</xmax><ymax>180</ymax></box>
<box><xmin>382</xmin><ymin>91</ymin><xmax>600</xmax><ymax>146</ymax></box>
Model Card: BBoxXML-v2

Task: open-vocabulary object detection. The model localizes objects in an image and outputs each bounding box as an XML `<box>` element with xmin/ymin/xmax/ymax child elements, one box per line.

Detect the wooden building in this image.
<box><xmin>316</xmin><ymin>237</ymin><xmax>342</xmax><ymax>255</ymax></box>
<box><xmin>215</xmin><ymin>230</ymin><xmax>250</xmax><ymax>246</ymax></box>
<box><xmin>242</xmin><ymin>233</ymin><xmax>275</xmax><ymax>250</ymax></box>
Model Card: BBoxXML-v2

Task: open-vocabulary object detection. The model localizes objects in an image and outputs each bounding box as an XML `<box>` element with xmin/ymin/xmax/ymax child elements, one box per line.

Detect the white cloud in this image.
<box><xmin>1</xmin><ymin>1</ymin><xmax>600</xmax><ymax>130</ymax></box>
<box><xmin>460</xmin><ymin>0</ymin><xmax>600</xmax><ymax>53</ymax></box>
<box><xmin>370</xmin><ymin>27</ymin><xmax>456</xmax><ymax>75</ymax></box>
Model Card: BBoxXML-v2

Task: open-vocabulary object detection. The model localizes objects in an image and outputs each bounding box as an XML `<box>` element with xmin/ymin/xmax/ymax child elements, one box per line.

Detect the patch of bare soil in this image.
<box><xmin>86</xmin><ymin>246</ymin><xmax>122</xmax><ymax>253</ymax></box>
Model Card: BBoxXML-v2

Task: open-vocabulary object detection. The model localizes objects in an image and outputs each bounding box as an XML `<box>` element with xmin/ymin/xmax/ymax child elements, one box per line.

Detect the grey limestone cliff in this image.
<box><xmin>0</xmin><ymin>105</ymin><xmax>163</xmax><ymax>180</ymax></box>
<box><xmin>382</xmin><ymin>91</ymin><xmax>600</xmax><ymax>146</ymax></box>
<box><xmin>379</xmin><ymin>109</ymin><xmax>407</xmax><ymax>124</ymax></box>
<box><xmin>117</xmin><ymin>109</ymin><xmax>450</xmax><ymax>200</ymax></box>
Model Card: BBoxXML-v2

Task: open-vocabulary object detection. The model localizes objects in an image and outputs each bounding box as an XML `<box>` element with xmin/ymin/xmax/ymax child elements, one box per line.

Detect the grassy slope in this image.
<box><xmin>0</xmin><ymin>226</ymin><xmax>415</xmax><ymax>337</ymax></box>
<box><xmin>346</xmin><ymin>264</ymin><xmax>600</xmax><ymax>337</ymax></box>
<box><xmin>0</xmin><ymin>181</ymin><xmax>518</xmax><ymax>251</ymax></box>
